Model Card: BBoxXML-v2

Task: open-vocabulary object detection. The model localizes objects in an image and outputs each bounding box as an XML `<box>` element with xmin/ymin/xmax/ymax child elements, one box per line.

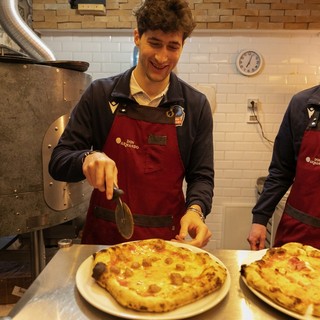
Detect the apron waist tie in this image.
<box><xmin>94</xmin><ymin>206</ymin><xmax>174</xmax><ymax>228</ymax></box>
<box><xmin>285</xmin><ymin>203</ymin><xmax>320</xmax><ymax>227</ymax></box>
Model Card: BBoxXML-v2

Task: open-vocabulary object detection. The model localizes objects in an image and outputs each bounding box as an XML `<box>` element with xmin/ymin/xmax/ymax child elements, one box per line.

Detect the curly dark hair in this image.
<box><xmin>133</xmin><ymin>0</ymin><xmax>196</xmax><ymax>41</ymax></box>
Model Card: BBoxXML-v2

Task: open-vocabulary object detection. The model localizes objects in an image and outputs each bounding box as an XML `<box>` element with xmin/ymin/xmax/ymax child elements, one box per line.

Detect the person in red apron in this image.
<box><xmin>274</xmin><ymin>108</ymin><xmax>320</xmax><ymax>248</ymax></box>
<box><xmin>247</xmin><ymin>86</ymin><xmax>320</xmax><ymax>250</ymax></box>
<box><xmin>82</xmin><ymin>102</ymin><xmax>188</xmax><ymax>244</ymax></box>
<box><xmin>49</xmin><ymin>0</ymin><xmax>214</xmax><ymax>248</ymax></box>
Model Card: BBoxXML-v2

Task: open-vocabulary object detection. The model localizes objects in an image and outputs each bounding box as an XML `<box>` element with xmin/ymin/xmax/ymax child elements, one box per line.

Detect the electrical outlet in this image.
<box><xmin>246</xmin><ymin>98</ymin><xmax>258</xmax><ymax>123</ymax></box>
<box><xmin>247</xmin><ymin>99</ymin><xmax>258</xmax><ymax>110</ymax></box>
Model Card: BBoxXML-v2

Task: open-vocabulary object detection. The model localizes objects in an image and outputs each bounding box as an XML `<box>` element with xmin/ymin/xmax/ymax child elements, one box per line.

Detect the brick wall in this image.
<box><xmin>32</xmin><ymin>0</ymin><xmax>320</xmax><ymax>31</ymax></box>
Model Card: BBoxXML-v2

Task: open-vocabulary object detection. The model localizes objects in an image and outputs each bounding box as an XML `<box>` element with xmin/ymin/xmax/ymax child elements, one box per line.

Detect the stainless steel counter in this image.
<box><xmin>9</xmin><ymin>244</ymin><xmax>295</xmax><ymax>320</ymax></box>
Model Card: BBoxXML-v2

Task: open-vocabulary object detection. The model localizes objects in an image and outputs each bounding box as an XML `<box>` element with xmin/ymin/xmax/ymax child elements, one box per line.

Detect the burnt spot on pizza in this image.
<box><xmin>290</xmin><ymin>297</ymin><xmax>305</xmax><ymax>312</ymax></box>
<box><xmin>214</xmin><ymin>277</ymin><xmax>223</xmax><ymax>288</ymax></box>
<box><xmin>198</xmin><ymin>252</ymin><xmax>210</xmax><ymax>265</ymax></box>
<box><xmin>203</xmin><ymin>270</ymin><xmax>224</xmax><ymax>288</ymax></box>
<box><xmin>134</xmin><ymin>304</ymin><xmax>149</xmax><ymax>312</ymax></box>
<box><xmin>256</xmin><ymin>259</ymin><xmax>267</xmax><ymax>266</ymax></box>
<box><xmin>269</xmin><ymin>247</ymin><xmax>287</xmax><ymax>258</ymax></box>
<box><xmin>92</xmin><ymin>262</ymin><xmax>106</xmax><ymax>280</ymax></box>
<box><xmin>275</xmin><ymin>267</ymin><xmax>287</xmax><ymax>275</ymax></box>
<box><xmin>165</xmin><ymin>257</ymin><xmax>173</xmax><ymax>264</ymax></box>
<box><xmin>190</xmin><ymin>291</ymin><xmax>200</xmax><ymax>300</ymax></box>
<box><xmin>92</xmin><ymin>249</ymin><xmax>107</xmax><ymax>260</ymax></box>
<box><xmin>108</xmin><ymin>246</ymin><xmax>118</xmax><ymax>254</ymax></box>
<box><xmin>240</xmin><ymin>264</ymin><xmax>247</xmax><ymax>276</ymax></box>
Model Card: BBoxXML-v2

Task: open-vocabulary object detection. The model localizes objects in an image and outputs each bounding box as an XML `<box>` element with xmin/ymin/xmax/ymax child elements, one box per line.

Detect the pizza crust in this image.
<box><xmin>91</xmin><ymin>239</ymin><xmax>227</xmax><ymax>312</ymax></box>
<box><xmin>241</xmin><ymin>242</ymin><xmax>320</xmax><ymax>317</ymax></box>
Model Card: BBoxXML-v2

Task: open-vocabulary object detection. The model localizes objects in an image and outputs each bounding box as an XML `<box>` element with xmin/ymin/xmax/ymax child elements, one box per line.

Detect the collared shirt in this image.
<box><xmin>130</xmin><ymin>71</ymin><xmax>169</xmax><ymax>107</ymax></box>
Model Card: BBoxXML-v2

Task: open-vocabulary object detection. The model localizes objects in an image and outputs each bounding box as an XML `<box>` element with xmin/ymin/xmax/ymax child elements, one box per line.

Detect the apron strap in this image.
<box><xmin>285</xmin><ymin>203</ymin><xmax>320</xmax><ymax>227</ymax></box>
<box><xmin>94</xmin><ymin>206</ymin><xmax>174</xmax><ymax>228</ymax></box>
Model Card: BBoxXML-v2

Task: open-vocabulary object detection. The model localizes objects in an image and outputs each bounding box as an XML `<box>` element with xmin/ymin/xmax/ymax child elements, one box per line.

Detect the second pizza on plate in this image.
<box><xmin>241</xmin><ymin>242</ymin><xmax>320</xmax><ymax>318</ymax></box>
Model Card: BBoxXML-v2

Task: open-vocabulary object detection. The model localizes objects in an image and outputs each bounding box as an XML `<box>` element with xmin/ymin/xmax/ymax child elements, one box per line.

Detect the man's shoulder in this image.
<box><xmin>293</xmin><ymin>85</ymin><xmax>320</xmax><ymax>103</ymax></box>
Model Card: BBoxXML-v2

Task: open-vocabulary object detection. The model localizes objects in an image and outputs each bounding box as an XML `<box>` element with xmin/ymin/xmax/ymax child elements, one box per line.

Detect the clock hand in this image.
<box><xmin>246</xmin><ymin>55</ymin><xmax>253</xmax><ymax>67</ymax></box>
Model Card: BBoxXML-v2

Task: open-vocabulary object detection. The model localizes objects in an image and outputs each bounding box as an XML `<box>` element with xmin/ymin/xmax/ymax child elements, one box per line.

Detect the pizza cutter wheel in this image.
<box><xmin>113</xmin><ymin>187</ymin><xmax>134</xmax><ymax>239</ymax></box>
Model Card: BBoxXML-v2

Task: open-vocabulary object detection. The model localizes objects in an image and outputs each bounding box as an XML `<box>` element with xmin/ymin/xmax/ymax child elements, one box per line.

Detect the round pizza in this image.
<box><xmin>241</xmin><ymin>242</ymin><xmax>320</xmax><ymax>317</ymax></box>
<box><xmin>91</xmin><ymin>238</ymin><xmax>227</xmax><ymax>313</ymax></box>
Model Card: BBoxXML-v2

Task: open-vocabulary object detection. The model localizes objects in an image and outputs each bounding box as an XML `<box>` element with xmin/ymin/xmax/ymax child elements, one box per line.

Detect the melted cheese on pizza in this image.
<box><xmin>241</xmin><ymin>242</ymin><xmax>320</xmax><ymax>317</ymax></box>
<box><xmin>92</xmin><ymin>239</ymin><xmax>227</xmax><ymax>312</ymax></box>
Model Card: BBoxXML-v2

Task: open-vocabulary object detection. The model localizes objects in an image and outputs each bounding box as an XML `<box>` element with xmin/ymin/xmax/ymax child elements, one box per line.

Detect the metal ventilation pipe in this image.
<box><xmin>0</xmin><ymin>0</ymin><xmax>55</xmax><ymax>61</ymax></box>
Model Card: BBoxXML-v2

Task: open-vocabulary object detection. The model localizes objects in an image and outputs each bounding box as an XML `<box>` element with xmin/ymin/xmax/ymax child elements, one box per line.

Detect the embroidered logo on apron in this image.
<box><xmin>115</xmin><ymin>137</ymin><xmax>139</xmax><ymax>149</ymax></box>
<box><xmin>305</xmin><ymin>156</ymin><xmax>320</xmax><ymax>166</ymax></box>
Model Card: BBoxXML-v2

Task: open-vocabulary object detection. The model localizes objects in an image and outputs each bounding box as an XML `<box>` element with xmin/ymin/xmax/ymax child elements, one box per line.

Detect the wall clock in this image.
<box><xmin>236</xmin><ymin>50</ymin><xmax>263</xmax><ymax>76</ymax></box>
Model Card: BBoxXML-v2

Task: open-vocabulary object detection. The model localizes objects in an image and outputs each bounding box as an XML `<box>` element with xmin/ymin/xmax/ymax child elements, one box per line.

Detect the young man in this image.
<box><xmin>248</xmin><ymin>85</ymin><xmax>320</xmax><ymax>250</ymax></box>
<box><xmin>49</xmin><ymin>0</ymin><xmax>214</xmax><ymax>248</ymax></box>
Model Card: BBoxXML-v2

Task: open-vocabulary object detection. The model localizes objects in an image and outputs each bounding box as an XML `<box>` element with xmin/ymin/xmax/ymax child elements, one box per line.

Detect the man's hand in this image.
<box><xmin>173</xmin><ymin>208</ymin><xmax>212</xmax><ymax>248</ymax></box>
<box><xmin>247</xmin><ymin>223</ymin><xmax>267</xmax><ymax>250</ymax></box>
<box><xmin>82</xmin><ymin>151</ymin><xmax>118</xmax><ymax>200</ymax></box>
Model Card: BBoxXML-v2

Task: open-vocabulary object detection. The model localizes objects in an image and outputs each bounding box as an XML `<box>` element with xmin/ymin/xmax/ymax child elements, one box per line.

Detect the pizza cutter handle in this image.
<box><xmin>112</xmin><ymin>186</ymin><xmax>124</xmax><ymax>200</ymax></box>
<box><xmin>112</xmin><ymin>186</ymin><xmax>126</xmax><ymax>220</ymax></box>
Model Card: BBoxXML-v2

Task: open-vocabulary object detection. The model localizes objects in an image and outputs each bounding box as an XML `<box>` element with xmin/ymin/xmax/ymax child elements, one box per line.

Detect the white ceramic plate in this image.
<box><xmin>241</xmin><ymin>249</ymin><xmax>317</xmax><ymax>320</ymax></box>
<box><xmin>76</xmin><ymin>241</ymin><xmax>231</xmax><ymax>320</ymax></box>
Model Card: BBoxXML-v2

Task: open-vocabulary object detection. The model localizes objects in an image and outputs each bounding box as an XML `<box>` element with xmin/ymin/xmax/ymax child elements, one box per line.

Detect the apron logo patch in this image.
<box><xmin>305</xmin><ymin>156</ymin><xmax>320</xmax><ymax>166</ymax></box>
<box><xmin>116</xmin><ymin>137</ymin><xmax>139</xmax><ymax>149</ymax></box>
<box><xmin>148</xmin><ymin>134</ymin><xmax>167</xmax><ymax>145</ymax></box>
<box><xmin>109</xmin><ymin>101</ymin><xmax>119</xmax><ymax>114</ymax></box>
<box><xmin>169</xmin><ymin>105</ymin><xmax>185</xmax><ymax>127</ymax></box>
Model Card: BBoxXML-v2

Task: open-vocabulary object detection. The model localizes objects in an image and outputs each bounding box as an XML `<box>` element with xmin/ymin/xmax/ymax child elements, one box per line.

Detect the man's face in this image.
<box><xmin>134</xmin><ymin>29</ymin><xmax>184</xmax><ymax>85</ymax></box>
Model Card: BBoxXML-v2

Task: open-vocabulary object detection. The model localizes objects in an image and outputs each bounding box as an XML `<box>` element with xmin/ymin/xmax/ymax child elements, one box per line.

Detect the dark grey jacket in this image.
<box><xmin>253</xmin><ymin>85</ymin><xmax>320</xmax><ymax>225</ymax></box>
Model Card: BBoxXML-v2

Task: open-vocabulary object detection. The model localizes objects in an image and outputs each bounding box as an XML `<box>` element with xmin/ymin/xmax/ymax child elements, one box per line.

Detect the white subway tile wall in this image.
<box><xmin>42</xmin><ymin>30</ymin><xmax>320</xmax><ymax>250</ymax></box>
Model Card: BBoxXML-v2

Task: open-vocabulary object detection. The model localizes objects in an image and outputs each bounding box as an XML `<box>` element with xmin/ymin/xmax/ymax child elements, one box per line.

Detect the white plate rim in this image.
<box><xmin>241</xmin><ymin>249</ymin><xmax>317</xmax><ymax>320</ymax></box>
<box><xmin>75</xmin><ymin>241</ymin><xmax>231</xmax><ymax>320</ymax></box>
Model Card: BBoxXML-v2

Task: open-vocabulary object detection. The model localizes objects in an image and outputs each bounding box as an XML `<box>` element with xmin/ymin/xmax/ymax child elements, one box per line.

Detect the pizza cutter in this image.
<box><xmin>112</xmin><ymin>186</ymin><xmax>134</xmax><ymax>239</ymax></box>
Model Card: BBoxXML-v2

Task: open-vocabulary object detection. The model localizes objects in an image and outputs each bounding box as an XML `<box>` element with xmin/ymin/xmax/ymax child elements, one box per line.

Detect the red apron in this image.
<box><xmin>274</xmin><ymin>109</ymin><xmax>320</xmax><ymax>248</ymax></box>
<box><xmin>81</xmin><ymin>102</ymin><xmax>186</xmax><ymax>244</ymax></box>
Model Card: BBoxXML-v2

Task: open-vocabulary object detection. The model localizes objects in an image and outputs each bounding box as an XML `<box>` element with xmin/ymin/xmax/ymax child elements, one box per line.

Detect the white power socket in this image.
<box><xmin>246</xmin><ymin>99</ymin><xmax>258</xmax><ymax>123</ymax></box>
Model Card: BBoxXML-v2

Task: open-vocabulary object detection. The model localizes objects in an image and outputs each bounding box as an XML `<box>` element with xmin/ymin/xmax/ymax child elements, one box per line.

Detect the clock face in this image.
<box><xmin>236</xmin><ymin>50</ymin><xmax>263</xmax><ymax>76</ymax></box>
